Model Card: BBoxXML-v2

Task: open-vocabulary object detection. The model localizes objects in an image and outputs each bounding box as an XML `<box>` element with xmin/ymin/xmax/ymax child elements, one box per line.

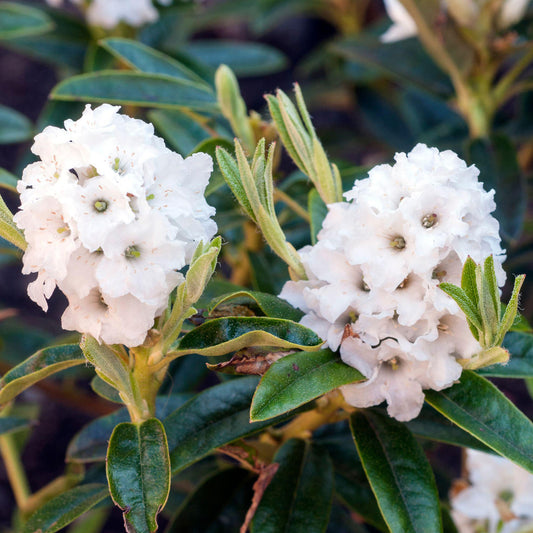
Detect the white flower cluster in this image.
<box><xmin>46</xmin><ymin>0</ymin><xmax>171</xmax><ymax>29</ymax></box>
<box><xmin>382</xmin><ymin>0</ymin><xmax>529</xmax><ymax>42</ymax></box>
<box><xmin>280</xmin><ymin>144</ymin><xmax>505</xmax><ymax>421</ymax></box>
<box><xmin>452</xmin><ymin>449</ymin><xmax>533</xmax><ymax>533</ymax></box>
<box><xmin>15</xmin><ymin>104</ymin><xmax>216</xmax><ymax>347</ymax></box>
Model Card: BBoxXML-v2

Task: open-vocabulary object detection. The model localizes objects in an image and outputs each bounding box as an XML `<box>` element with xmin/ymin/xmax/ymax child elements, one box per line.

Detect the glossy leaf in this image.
<box><xmin>165</xmin><ymin>377</ymin><xmax>300</xmax><ymax>474</ymax></box>
<box><xmin>51</xmin><ymin>71</ymin><xmax>218</xmax><ymax>113</ymax></box>
<box><xmin>22</xmin><ymin>484</ymin><xmax>109</xmax><ymax>533</ymax></box>
<box><xmin>0</xmin><ymin>2</ymin><xmax>53</xmax><ymax>39</ymax></box>
<box><xmin>182</xmin><ymin>40</ymin><xmax>288</xmax><ymax>76</ymax></box>
<box><xmin>467</xmin><ymin>135</ymin><xmax>526</xmax><ymax>242</ymax></box>
<box><xmin>107</xmin><ymin>418</ymin><xmax>170</xmax><ymax>533</ymax></box>
<box><xmin>308</xmin><ymin>188</ymin><xmax>327</xmax><ymax>245</ymax></box>
<box><xmin>0</xmin><ymin>104</ymin><xmax>33</xmax><ymax>144</ymax></box>
<box><xmin>100</xmin><ymin>38</ymin><xmax>208</xmax><ymax>86</ymax></box>
<box><xmin>251</xmin><ymin>349</ymin><xmax>364</xmax><ymax>421</ymax></box>
<box><xmin>350</xmin><ymin>410</ymin><xmax>442</xmax><ymax>533</ymax></box>
<box><xmin>165</xmin><ymin>468</ymin><xmax>251</xmax><ymax>532</ymax></box>
<box><xmin>405</xmin><ymin>405</ymin><xmax>491</xmax><ymax>452</ymax></box>
<box><xmin>252</xmin><ymin>439</ymin><xmax>334</xmax><ymax>533</ymax></box>
<box><xmin>67</xmin><ymin>395</ymin><xmax>190</xmax><ymax>463</ymax></box>
<box><xmin>208</xmin><ymin>289</ymin><xmax>303</xmax><ymax>321</ymax></box>
<box><xmin>0</xmin><ymin>344</ymin><xmax>84</xmax><ymax>405</ymax></box>
<box><xmin>0</xmin><ymin>168</ymin><xmax>18</xmax><ymax>192</ymax></box>
<box><xmin>425</xmin><ymin>370</ymin><xmax>533</xmax><ymax>473</ymax></box>
<box><xmin>175</xmin><ymin>316</ymin><xmax>323</xmax><ymax>356</ymax></box>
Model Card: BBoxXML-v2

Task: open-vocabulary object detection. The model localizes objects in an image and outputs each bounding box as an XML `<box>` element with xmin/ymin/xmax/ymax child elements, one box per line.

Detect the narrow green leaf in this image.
<box><xmin>67</xmin><ymin>395</ymin><xmax>189</xmax><ymax>463</ymax></box>
<box><xmin>107</xmin><ymin>419</ymin><xmax>170</xmax><ymax>533</ymax></box>
<box><xmin>251</xmin><ymin>349</ymin><xmax>364</xmax><ymax>421</ymax></box>
<box><xmin>175</xmin><ymin>316</ymin><xmax>323</xmax><ymax>356</ymax></box>
<box><xmin>439</xmin><ymin>283</ymin><xmax>482</xmax><ymax>331</ymax></box>
<box><xmin>22</xmin><ymin>484</ymin><xmax>109</xmax><ymax>533</ymax></box>
<box><xmin>165</xmin><ymin>468</ymin><xmax>251</xmax><ymax>532</ymax></box>
<box><xmin>0</xmin><ymin>168</ymin><xmax>18</xmax><ymax>192</ymax></box>
<box><xmin>100</xmin><ymin>38</ymin><xmax>208</xmax><ymax>87</ymax></box>
<box><xmin>0</xmin><ymin>2</ymin><xmax>53</xmax><ymax>39</ymax></box>
<box><xmin>90</xmin><ymin>375</ymin><xmax>122</xmax><ymax>404</ymax></box>
<box><xmin>0</xmin><ymin>193</ymin><xmax>27</xmax><ymax>250</ymax></box>
<box><xmin>425</xmin><ymin>370</ymin><xmax>533</xmax><ymax>473</ymax></box>
<box><xmin>483</xmin><ymin>256</ymin><xmax>501</xmax><ymax>321</ymax></box>
<box><xmin>0</xmin><ymin>344</ymin><xmax>84</xmax><ymax>405</ymax></box>
<box><xmin>51</xmin><ymin>71</ymin><xmax>218</xmax><ymax>113</ymax></box>
<box><xmin>405</xmin><ymin>405</ymin><xmax>491</xmax><ymax>452</ymax></box>
<box><xmin>183</xmin><ymin>40</ymin><xmax>288</xmax><ymax>76</ymax></box>
<box><xmin>308</xmin><ymin>188</ymin><xmax>327</xmax><ymax>245</ymax></box>
<box><xmin>495</xmin><ymin>274</ymin><xmax>525</xmax><ymax>346</ymax></box>
<box><xmin>164</xmin><ymin>377</ymin><xmax>301</xmax><ymax>474</ymax></box>
<box><xmin>460</xmin><ymin>256</ymin><xmax>479</xmax><ymax>309</ymax></box>
<box><xmin>216</xmin><ymin>146</ymin><xmax>255</xmax><ymax>220</ymax></box>
<box><xmin>252</xmin><ymin>439</ymin><xmax>333</xmax><ymax>533</ymax></box>
<box><xmin>0</xmin><ymin>104</ymin><xmax>33</xmax><ymax>144</ymax></box>
<box><xmin>350</xmin><ymin>410</ymin><xmax>442</xmax><ymax>533</ymax></box>
<box><xmin>208</xmin><ymin>289</ymin><xmax>303</xmax><ymax>321</ymax></box>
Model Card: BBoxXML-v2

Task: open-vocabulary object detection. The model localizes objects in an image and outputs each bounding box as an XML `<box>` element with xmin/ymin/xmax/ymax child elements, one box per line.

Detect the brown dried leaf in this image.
<box><xmin>207</xmin><ymin>349</ymin><xmax>290</xmax><ymax>376</ymax></box>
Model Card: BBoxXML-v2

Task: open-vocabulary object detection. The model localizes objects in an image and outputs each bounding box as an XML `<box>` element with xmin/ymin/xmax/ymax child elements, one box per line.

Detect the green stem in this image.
<box><xmin>0</xmin><ymin>433</ymin><xmax>30</xmax><ymax>511</ymax></box>
<box><xmin>273</xmin><ymin>188</ymin><xmax>311</xmax><ymax>222</ymax></box>
<box><xmin>493</xmin><ymin>44</ymin><xmax>533</xmax><ymax>107</ymax></box>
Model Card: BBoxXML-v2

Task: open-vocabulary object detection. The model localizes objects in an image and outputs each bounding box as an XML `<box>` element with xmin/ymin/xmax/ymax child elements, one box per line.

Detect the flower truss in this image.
<box><xmin>15</xmin><ymin>104</ymin><xmax>216</xmax><ymax>347</ymax></box>
<box><xmin>280</xmin><ymin>143</ymin><xmax>505</xmax><ymax>421</ymax></box>
<box><xmin>451</xmin><ymin>449</ymin><xmax>533</xmax><ymax>533</ymax></box>
<box><xmin>46</xmin><ymin>0</ymin><xmax>172</xmax><ymax>28</ymax></box>
<box><xmin>381</xmin><ymin>0</ymin><xmax>530</xmax><ymax>42</ymax></box>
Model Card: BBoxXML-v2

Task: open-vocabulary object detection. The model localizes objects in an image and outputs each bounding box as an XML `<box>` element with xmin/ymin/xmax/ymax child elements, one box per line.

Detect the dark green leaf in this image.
<box><xmin>67</xmin><ymin>395</ymin><xmax>190</xmax><ymax>463</ymax></box>
<box><xmin>425</xmin><ymin>370</ymin><xmax>533</xmax><ymax>473</ymax></box>
<box><xmin>176</xmin><ymin>316</ymin><xmax>323</xmax><ymax>356</ymax></box>
<box><xmin>0</xmin><ymin>104</ymin><xmax>33</xmax><ymax>144</ymax></box>
<box><xmin>350</xmin><ymin>410</ymin><xmax>442</xmax><ymax>533</ymax></box>
<box><xmin>251</xmin><ymin>349</ymin><xmax>364</xmax><ymax>421</ymax></box>
<box><xmin>0</xmin><ymin>168</ymin><xmax>18</xmax><ymax>192</ymax></box>
<box><xmin>0</xmin><ymin>2</ymin><xmax>53</xmax><ymax>39</ymax></box>
<box><xmin>332</xmin><ymin>36</ymin><xmax>452</xmax><ymax>96</ymax></box>
<box><xmin>165</xmin><ymin>468</ymin><xmax>251</xmax><ymax>532</ymax></box>
<box><xmin>479</xmin><ymin>331</ymin><xmax>533</xmax><ymax>377</ymax></box>
<box><xmin>149</xmin><ymin>109</ymin><xmax>211</xmax><ymax>156</ymax></box>
<box><xmin>51</xmin><ymin>71</ymin><xmax>218</xmax><ymax>113</ymax></box>
<box><xmin>100</xmin><ymin>38</ymin><xmax>208</xmax><ymax>87</ymax></box>
<box><xmin>0</xmin><ymin>344</ymin><xmax>85</xmax><ymax>406</ymax></box>
<box><xmin>22</xmin><ymin>484</ymin><xmax>109</xmax><ymax>533</ymax></box>
<box><xmin>208</xmin><ymin>289</ymin><xmax>303</xmax><ymax>321</ymax></box>
<box><xmin>467</xmin><ymin>135</ymin><xmax>526</xmax><ymax>242</ymax></box>
<box><xmin>252</xmin><ymin>439</ymin><xmax>333</xmax><ymax>533</ymax></box>
<box><xmin>308</xmin><ymin>188</ymin><xmax>327</xmax><ymax>245</ymax></box>
<box><xmin>4</xmin><ymin>8</ymin><xmax>89</xmax><ymax>70</ymax></box>
<box><xmin>164</xmin><ymin>377</ymin><xmax>300</xmax><ymax>474</ymax></box>
<box><xmin>107</xmin><ymin>419</ymin><xmax>170</xmax><ymax>533</ymax></box>
<box><xmin>405</xmin><ymin>405</ymin><xmax>491</xmax><ymax>451</ymax></box>
<box><xmin>181</xmin><ymin>40</ymin><xmax>288</xmax><ymax>76</ymax></box>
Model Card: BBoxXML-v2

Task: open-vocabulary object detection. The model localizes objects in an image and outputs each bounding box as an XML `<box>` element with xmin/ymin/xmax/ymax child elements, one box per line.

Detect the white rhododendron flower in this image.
<box><xmin>280</xmin><ymin>144</ymin><xmax>505</xmax><ymax>421</ymax></box>
<box><xmin>15</xmin><ymin>104</ymin><xmax>216</xmax><ymax>347</ymax></box>
<box><xmin>381</xmin><ymin>0</ymin><xmax>529</xmax><ymax>42</ymax></box>
<box><xmin>46</xmin><ymin>0</ymin><xmax>172</xmax><ymax>28</ymax></box>
<box><xmin>451</xmin><ymin>449</ymin><xmax>533</xmax><ymax>533</ymax></box>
